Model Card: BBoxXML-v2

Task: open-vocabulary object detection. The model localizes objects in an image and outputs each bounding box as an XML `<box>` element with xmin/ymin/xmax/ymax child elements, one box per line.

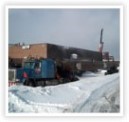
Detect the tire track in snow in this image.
<box><xmin>73</xmin><ymin>76</ymin><xmax>119</xmax><ymax>112</ymax></box>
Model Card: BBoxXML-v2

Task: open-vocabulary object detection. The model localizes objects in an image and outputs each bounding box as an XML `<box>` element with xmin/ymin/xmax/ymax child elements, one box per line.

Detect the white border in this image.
<box><xmin>6</xmin><ymin>5</ymin><xmax>123</xmax><ymax>117</ymax></box>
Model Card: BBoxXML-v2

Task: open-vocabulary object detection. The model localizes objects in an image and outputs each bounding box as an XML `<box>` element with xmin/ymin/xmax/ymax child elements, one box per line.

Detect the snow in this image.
<box><xmin>8</xmin><ymin>70</ymin><xmax>120</xmax><ymax>113</ymax></box>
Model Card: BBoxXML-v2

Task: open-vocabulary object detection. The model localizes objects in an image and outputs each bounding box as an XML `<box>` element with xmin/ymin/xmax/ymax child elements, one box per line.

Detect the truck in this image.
<box><xmin>14</xmin><ymin>58</ymin><xmax>78</xmax><ymax>87</ymax></box>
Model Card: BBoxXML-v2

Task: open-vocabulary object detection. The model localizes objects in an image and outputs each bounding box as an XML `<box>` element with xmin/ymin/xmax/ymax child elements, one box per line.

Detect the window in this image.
<box><xmin>24</xmin><ymin>62</ymin><xmax>35</xmax><ymax>69</ymax></box>
<box><xmin>34</xmin><ymin>62</ymin><xmax>41</xmax><ymax>73</ymax></box>
<box><xmin>34</xmin><ymin>62</ymin><xmax>41</xmax><ymax>69</ymax></box>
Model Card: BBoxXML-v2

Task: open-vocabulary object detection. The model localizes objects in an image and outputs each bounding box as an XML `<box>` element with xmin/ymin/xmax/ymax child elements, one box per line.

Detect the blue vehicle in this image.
<box><xmin>16</xmin><ymin>58</ymin><xmax>56</xmax><ymax>86</ymax></box>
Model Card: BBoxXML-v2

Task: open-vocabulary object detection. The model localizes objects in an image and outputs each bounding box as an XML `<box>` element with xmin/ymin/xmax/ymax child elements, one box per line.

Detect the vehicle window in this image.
<box><xmin>34</xmin><ymin>62</ymin><xmax>41</xmax><ymax>69</ymax></box>
<box><xmin>24</xmin><ymin>62</ymin><xmax>35</xmax><ymax>68</ymax></box>
<box><xmin>34</xmin><ymin>62</ymin><xmax>41</xmax><ymax>73</ymax></box>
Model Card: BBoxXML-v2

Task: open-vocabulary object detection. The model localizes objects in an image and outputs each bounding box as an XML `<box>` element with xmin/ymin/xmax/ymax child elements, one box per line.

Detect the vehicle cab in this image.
<box><xmin>16</xmin><ymin>58</ymin><xmax>56</xmax><ymax>83</ymax></box>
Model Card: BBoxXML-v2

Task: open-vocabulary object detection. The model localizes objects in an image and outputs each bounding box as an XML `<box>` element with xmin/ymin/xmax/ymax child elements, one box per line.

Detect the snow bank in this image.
<box><xmin>80</xmin><ymin>69</ymin><xmax>107</xmax><ymax>78</ymax></box>
<box><xmin>8</xmin><ymin>72</ymin><xmax>120</xmax><ymax>113</ymax></box>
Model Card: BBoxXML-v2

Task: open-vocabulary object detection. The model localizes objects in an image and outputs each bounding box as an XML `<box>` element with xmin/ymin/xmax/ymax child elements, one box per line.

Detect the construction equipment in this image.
<box><xmin>13</xmin><ymin>58</ymin><xmax>78</xmax><ymax>87</ymax></box>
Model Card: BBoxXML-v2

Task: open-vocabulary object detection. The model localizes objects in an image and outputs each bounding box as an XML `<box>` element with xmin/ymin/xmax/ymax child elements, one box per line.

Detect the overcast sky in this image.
<box><xmin>9</xmin><ymin>8</ymin><xmax>120</xmax><ymax>60</ymax></box>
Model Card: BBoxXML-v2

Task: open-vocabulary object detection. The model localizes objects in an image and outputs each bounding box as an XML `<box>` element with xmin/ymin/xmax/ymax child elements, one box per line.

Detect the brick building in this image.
<box><xmin>9</xmin><ymin>43</ymin><xmax>102</xmax><ymax>68</ymax></box>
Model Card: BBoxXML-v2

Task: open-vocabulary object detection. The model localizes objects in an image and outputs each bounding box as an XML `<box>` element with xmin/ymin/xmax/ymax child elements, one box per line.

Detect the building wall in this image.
<box><xmin>66</xmin><ymin>47</ymin><xmax>102</xmax><ymax>61</ymax></box>
<box><xmin>9</xmin><ymin>44</ymin><xmax>47</xmax><ymax>59</ymax></box>
<box><xmin>47</xmin><ymin>44</ymin><xmax>67</xmax><ymax>60</ymax></box>
<box><xmin>47</xmin><ymin>43</ymin><xmax>102</xmax><ymax>61</ymax></box>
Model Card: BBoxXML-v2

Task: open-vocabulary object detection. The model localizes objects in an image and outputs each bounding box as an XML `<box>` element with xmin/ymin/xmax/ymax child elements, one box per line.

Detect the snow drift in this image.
<box><xmin>8</xmin><ymin>71</ymin><xmax>120</xmax><ymax>113</ymax></box>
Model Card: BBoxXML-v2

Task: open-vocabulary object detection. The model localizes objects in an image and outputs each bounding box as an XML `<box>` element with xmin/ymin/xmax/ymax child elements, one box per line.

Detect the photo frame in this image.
<box><xmin>6</xmin><ymin>5</ymin><xmax>123</xmax><ymax>117</ymax></box>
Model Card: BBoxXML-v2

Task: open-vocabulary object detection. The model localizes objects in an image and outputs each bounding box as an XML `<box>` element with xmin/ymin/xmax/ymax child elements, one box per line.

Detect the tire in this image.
<box><xmin>36</xmin><ymin>81</ymin><xmax>45</xmax><ymax>87</ymax></box>
<box><xmin>41</xmin><ymin>81</ymin><xmax>46</xmax><ymax>86</ymax></box>
<box><xmin>28</xmin><ymin>81</ymin><xmax>33</xmax><ymax>86</ymax></box>
<box><xmin>23</xmin><ymin>79</ymin><xmax>29</xmax><ymax>86</ymax></box>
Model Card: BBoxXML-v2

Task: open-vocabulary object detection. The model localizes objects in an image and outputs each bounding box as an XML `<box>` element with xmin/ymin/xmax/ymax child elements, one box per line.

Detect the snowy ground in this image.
<box><xmin>8</xmin><ymin>70</ymin><xmax>120</xmax><ymax>113</ymax></box>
